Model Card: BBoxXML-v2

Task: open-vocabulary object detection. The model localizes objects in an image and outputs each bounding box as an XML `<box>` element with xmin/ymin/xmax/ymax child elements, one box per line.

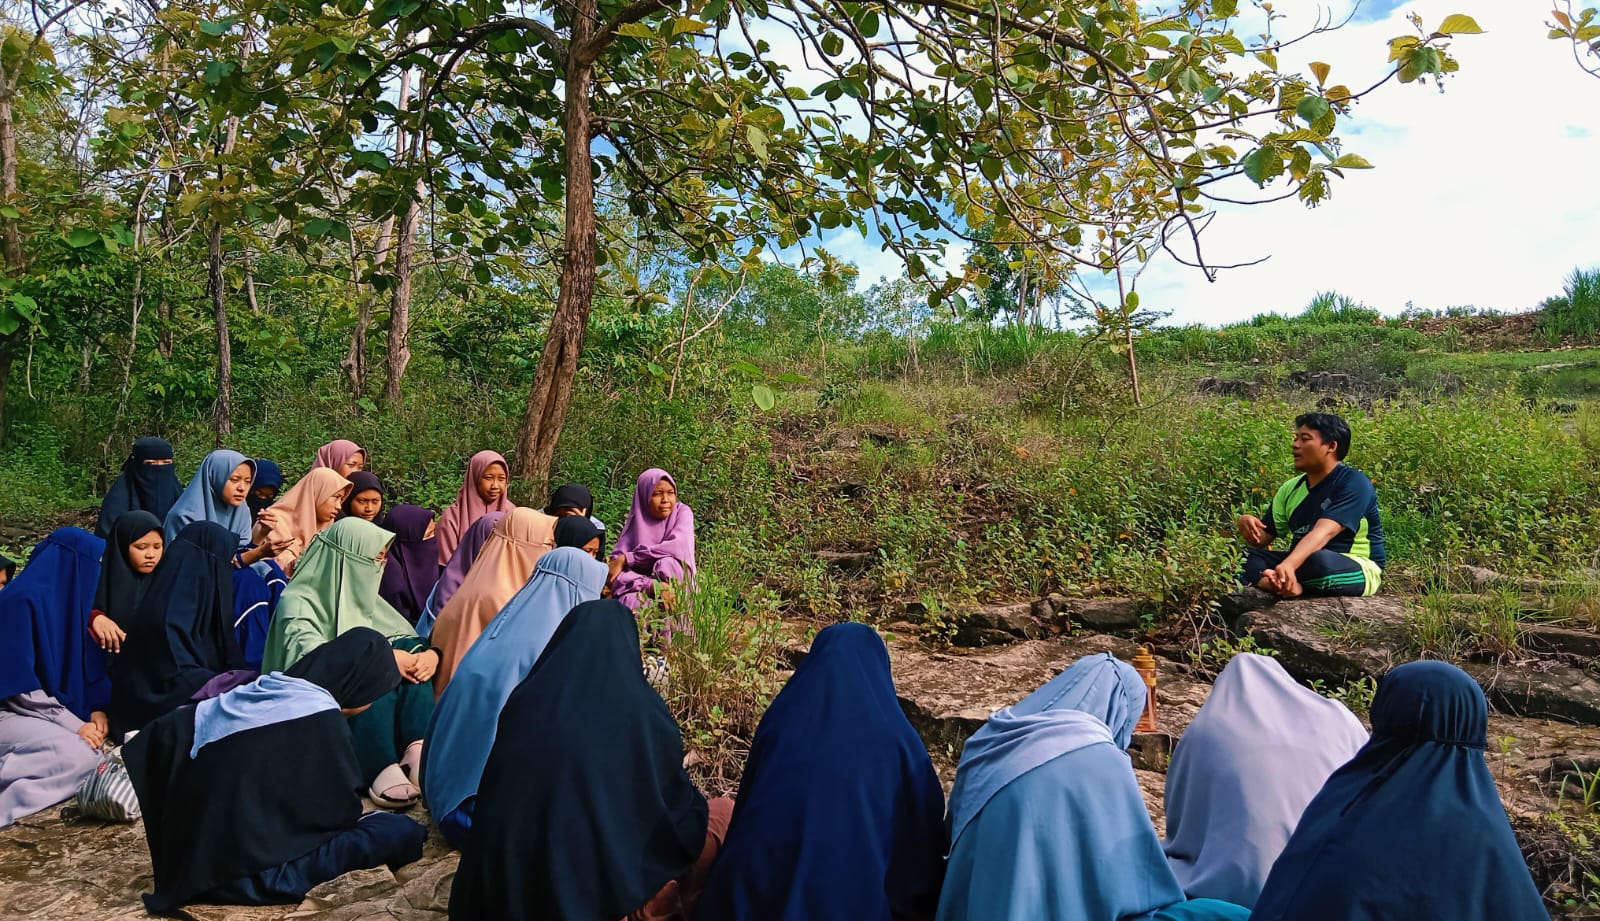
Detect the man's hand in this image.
<box><xmin>1267</xmin><ymin>560</ymin><xmax>1303</xmax><ymax>598</ymax></box>
<box><xmin>90</xmin><ymin>614</ymin><xmax>126</xmax><ymax>653</ymax></box>
<box><xmin>1237</xmin><ymin>514</ymin><xmax>1270</xmax><ymax>547</ymax></box>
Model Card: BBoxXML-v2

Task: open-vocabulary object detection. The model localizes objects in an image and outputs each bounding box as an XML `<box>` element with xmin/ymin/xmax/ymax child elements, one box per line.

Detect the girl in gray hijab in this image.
<box><xmin>1161</xmin><ymin>653</ymin><xmax>1368</xmax><ymax>908</ymax></box>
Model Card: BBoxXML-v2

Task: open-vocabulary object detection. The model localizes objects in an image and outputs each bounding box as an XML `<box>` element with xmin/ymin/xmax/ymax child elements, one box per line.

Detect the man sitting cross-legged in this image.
<box><xmin>1236</xmin><ymin>412</ymin><xmax>1385</xmax><ymax>598</ymax></box>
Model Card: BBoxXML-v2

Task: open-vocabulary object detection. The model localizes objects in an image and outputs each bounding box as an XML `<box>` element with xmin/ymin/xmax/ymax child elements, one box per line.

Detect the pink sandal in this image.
<box><xmin>369</xmin><ymin>763</ymin><xmax>419</xmax><ymax>809</ymax></box>
<box><xmin>400</xmin><ymin>740</ymin><xmax>424</xmax><ymax>781</ymax></box>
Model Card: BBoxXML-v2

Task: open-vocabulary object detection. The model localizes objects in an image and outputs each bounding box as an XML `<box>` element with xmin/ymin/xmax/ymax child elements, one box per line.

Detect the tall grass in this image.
<box><xmin>658</xmin><ymin>549</ymin><xmax>787</xmax><ymax>794</ymax></box>
<box><xmin>1539</xmin><ymin>266</ymin><xmax>1600</xmax><ymax>344</ymax></box>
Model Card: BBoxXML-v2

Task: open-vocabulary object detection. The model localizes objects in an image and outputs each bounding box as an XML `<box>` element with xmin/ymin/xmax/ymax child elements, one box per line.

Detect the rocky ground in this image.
<box><xmin>6</xmin><ymin>585</ymin><xmax>1600</xmax><ymax>919</ymax></box>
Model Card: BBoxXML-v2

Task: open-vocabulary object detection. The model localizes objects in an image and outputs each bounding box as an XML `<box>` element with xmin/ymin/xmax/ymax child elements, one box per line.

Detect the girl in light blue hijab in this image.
<box><xmin>938</xmin><ymin>653</ymin><xmax>1249</xmax><ymax>921</ymax></box>
<box><xmin>163</xmin><ymin>450</ymin><xmax>255</xmax><ymax>549</ymax></box>
<box><xmin>420</xmin><ymin>546</ymin><xmax>609</xmax><ymax>849</ymax></box>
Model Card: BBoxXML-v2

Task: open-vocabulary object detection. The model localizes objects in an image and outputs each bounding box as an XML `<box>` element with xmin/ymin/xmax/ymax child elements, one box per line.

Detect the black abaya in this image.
<box><xmin>124</xmin><ymin>628</ymin><xmax>408</xmax><ymax>913</ymax></box>
<box><xmin>109</xmin><ymin>521</ymin><xmax>246</xmax><ymax>737</ymax></box>
<box><xmin>449</xmin><ymin>600</ymin><xmax>708</xmax><ymax>921</ymax></box>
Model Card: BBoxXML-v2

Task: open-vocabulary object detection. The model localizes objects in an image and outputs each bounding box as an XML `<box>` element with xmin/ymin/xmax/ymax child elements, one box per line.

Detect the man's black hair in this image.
<box><xmin>1295</xmin><ymin>412</ymin><xmax>1351</xmax><ymax>460</ymax></box>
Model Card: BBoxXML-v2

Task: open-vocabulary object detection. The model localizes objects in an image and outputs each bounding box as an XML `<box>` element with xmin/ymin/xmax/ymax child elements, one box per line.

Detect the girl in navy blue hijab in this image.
<box><xmin>97</xmin><ymin>437</ymin><xmax>181</xmax><ymax>538</ymax></box>
<box><xmin>0</xmin><ymin>528</ymin><xmax>109</xmax><ymax>827</ymax></box>
<box><xmin>694</xmin><ymin>622</ymin><xmax>946</xmax><ymax>921</ymax></box>
<box><xmin>247</xmin><ymin>458</ymin><xmax>284</xmax><ymax>521</ymax></box>
<box><xmin>1251</xmin><ymin>660</ymin><xmax>1547</xmax><ymax>921</ymax></box>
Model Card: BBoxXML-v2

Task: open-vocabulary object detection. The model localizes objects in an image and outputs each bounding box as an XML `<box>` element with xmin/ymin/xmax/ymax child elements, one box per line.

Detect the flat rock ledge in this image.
<box><xmin>1231</xmin><ymin>594</ymin><xmax>1600</xmax><ymax>727</ymax></box>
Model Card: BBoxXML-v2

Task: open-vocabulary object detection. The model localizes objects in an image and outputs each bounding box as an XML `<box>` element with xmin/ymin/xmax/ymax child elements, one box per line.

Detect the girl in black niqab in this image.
<box><xmin>124</xmin><ymin>627</ymin><xmax>426</xmax><ymax>913</ymax></box>
<box><xmin>96</xmin><ymin>436</ymin><xmax>182</xmax><ymax>538</ymax></box>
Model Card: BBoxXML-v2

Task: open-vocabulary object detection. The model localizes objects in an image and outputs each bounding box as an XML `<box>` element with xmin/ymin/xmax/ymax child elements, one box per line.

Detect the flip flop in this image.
<box><xmin>369</xmin><ymin>763</ymin><xmax>420</xmax><ymax>809</ymax></box>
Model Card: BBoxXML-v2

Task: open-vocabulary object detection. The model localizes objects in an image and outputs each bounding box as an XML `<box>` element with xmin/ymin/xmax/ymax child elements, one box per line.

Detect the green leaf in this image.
<box><xmin>1296</xmin><ymin>95</ymin><xmax>1331</xmax><ymax>124</ymax></box>
<box><xmin>972</xmin><ymin>80</ymin><xmax>992</xmax><ymax>110</ymax></box>
<box><xmin>1241</xmin><ymin>148</ymin><xmax>1282</xmax><ymax>185</ymax></box>
<box><xmin>198</xmin><ymin>19</ymin><xmax>232</xmax><ymax>36</ymax></box>
<box><xmin>1436</xmin><ymin>14</ymin><xmax>1484</xmax><ymax>35</ymax></box>
<box><xmin>357</xmin><ymin>397</ymin><xmax>379</xmax><ymax>413</ymax></box>
<box><xmin>671</xmin><ymin>17</ymin><xmax>711</xmax><ymax>34</ymax></box>
<box><xmin>729</xmin><ymin>360</ymin><xmax>762</xmax><ymax>376</ymax></box>
<box><xmin>751</xmin><ymin>384</ymin><xmax>776</xmax><ymax>411</ymax></box>
<box><xmin>980</xmin><ymin>157</ymin><xmax>1003</xmax><ymax>181</ymax></box>
<box><xmin>646</xmin><ymin>362</ymin><xmax>666</xmax><ymax>377</ymax></box>
<box><xmin>66</xmin><ymin>228</ymin><xmax>100</xmax><ymax>248</ymax></box>
<box><xmin>1330</xmin><ymin>153</ymin><xmax>1374</xmax><ymax>169</ymax></box>
<box><xmin>617</xmin><ymin>22</ymin><xmax>654</xmax><ymax>38</ymax></box>
<box><xmin>202</xmin><ymin>60</ymin><xmax>237</xmax><ymax>86</ymax></box>
<box><xmin>0</xmin><ymin>206</ymin><xmax>19</xmax><ymax>219</ymax></box>
<box><xmin>305</xmin><ymin>218</ymin><xmax>334</xmax><ymax>238</ymax></box>
<box><xmin>747</xmin><ymin>125</ymin><xmax>769</xmax><ymax>162</ymax></box>
<box><xmin>821</xmin><ymin>32</ymin><xmax>844</xmax><ymax>56</ymax></box>
<box><xmin>100</xmin><ymin>233</ymin><xmax>120</xmax><ymax>254</ymax></box>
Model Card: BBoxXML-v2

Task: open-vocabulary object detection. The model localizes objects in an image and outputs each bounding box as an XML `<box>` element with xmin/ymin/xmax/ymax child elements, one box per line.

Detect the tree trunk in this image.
<box><xmin>1015</xmin><ymin>264</ymin><xmax>1029</xmax><ymax>329</ymax></box>
<box><xmin>1114</xmin><ymin>260</ymin><xmax>1142</xmax><ymax>407</ymax></box>
<box><xmin>209</xmin><ymin>220</ymin><xmax>232</xmax><ymax>437</ymax></box>
<box><xmin>242</xmin><ymin>250</ymin><xmax>259</xmax><ymax>312</ymax></box>
<box><xmin>343</xmin><ymin>236</ymin><xmax>370</xmax><ymax>394</ymax></box>
<box><xmin>109</xmin><ymin>188</ymin><xmax>151</xmax><ymax>443</ymax></box>
<box><xmin>513</xmin><ymin>2</ymin><xmax>599</xmax><ymax>488</ymax></box>
<box><xmin>349</xmin><ymin>67</ymin><xmax>409</xmax><ymax>397</ymax></box>
<box><xmin>157</xmin><ymin>172</ymin><xmax>180</xmax><ymax>358</ymax></box>
<box><xmin>0</xmin><ymin>75</ymin><xmax>23</xmax><ymax>272</ymax></box>
<box><xmin>382</xmin><ymin>192</ymin><xmax>417</xmax><ymax>404</ymax></box>
<box><xmin>210</xmin><ymin>118</ymin><xmax>240</xmax><ymax>438</ymax></box>
<box><xmin>77</xmin><ymin>339</ymin><xmax>95</xmax><ymax>392</ymax></box>
<box><xmin>0</xmin><ymin>62</ymin><xmax>23</xmax><ymax>428</ymax></box>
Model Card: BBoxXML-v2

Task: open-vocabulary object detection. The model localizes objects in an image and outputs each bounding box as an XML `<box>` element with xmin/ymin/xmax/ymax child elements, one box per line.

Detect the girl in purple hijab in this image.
<box><xmin>378</xmin><ymin>505</ymin><xmax>441</xmax><ymax>626</ymax></box>
<box><xmin>608</xmin><ymin>469</ymin><xmax>696</xmax><ymax>634</ymax></box>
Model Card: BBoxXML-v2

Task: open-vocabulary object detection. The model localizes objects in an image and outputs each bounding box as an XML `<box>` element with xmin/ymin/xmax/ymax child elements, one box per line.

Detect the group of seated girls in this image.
<box><xmin>0</xmin><ymin>437</ymin><xmax>697</xmax><ymax>897</ymax></box>
<box><xmin>1</xmin><ymin>437</ymin><xmax>1550</xmax><ymax>920</ymax></box>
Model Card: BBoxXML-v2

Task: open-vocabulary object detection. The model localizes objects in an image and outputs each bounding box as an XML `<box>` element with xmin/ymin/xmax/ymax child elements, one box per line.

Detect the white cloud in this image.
<box><xmin>1121</xmin><ymin>2</ymin><xmax>1600</xmax><ymax>324</ymax></box>
<box><xmin>830</xmin><ymin>2</ymin><xmax>1600</xmax><ymax>324</ymax></box>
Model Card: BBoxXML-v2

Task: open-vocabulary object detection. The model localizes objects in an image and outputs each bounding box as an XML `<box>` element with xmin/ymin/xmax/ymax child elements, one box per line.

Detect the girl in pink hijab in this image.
<box><xmin>436</xmin><ymin>451</ymin><xmax>516</xmax><ymax>565</ymax></box>
<box><xmin>311</xmin><ymin>440</ymin><xmax>366</xmax><ymax>478</ymax></box>
<box><xmin>608</xmin><ymin>469</ymin><xmax>696</xmax><ymax>626</ymax></box>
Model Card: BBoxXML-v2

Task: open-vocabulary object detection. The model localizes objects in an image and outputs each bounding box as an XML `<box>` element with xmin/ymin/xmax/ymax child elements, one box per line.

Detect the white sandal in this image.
<box><xmin>368</xmin><ymin>763</ymin><xmax>420</xmax><ymax>809</ymax></box>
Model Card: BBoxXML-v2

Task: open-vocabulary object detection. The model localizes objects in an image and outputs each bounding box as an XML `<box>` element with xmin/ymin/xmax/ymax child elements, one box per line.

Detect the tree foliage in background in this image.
<box><xmin>1550</xmin><ymin>3</ymin><xmax>1600</xmax><ymax>79</ymax></box>
<box><xmin>162</xmin><ymin>0</ymin><xmax>1478</xmax><ymax>485</ymax></box>
<box><xmin>0</xmin><ymin>0</ymin><xmax>1483</xmax><ymax>479</ymax></box>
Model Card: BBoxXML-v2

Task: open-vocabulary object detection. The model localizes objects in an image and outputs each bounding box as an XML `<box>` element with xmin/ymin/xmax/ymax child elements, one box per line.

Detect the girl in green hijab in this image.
<box><xmin>261</xmin><ymin>518</ymin><xmax>437</xmax><ymax>808</ymax></box>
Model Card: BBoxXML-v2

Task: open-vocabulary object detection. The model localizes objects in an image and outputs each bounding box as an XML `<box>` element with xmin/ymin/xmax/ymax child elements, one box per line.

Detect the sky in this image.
<box><xmin>812</xmin><ymin>1</ymin><xmax>1600</xmax><ymax>326</ymax></box>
